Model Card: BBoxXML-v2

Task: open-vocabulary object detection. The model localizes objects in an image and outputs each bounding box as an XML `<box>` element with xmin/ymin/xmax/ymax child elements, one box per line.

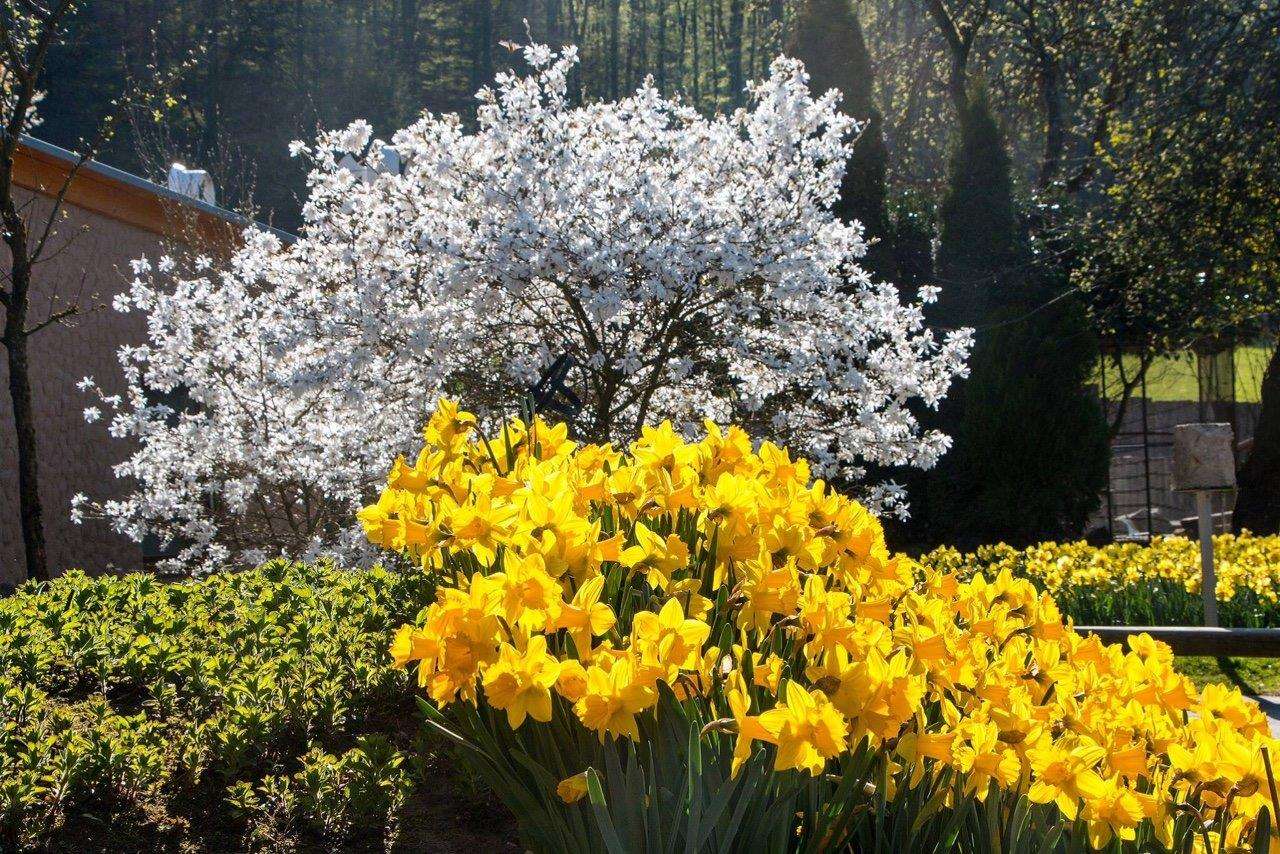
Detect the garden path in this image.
<box><xmin>1254</xmin><ymin>696</ymin><xmax>1280</xmax><ymax>736</ymax></box>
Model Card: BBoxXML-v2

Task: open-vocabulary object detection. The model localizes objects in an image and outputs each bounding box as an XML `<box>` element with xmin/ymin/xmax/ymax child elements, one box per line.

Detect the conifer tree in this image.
<box><xmin>786</xmin><ymin>0</ymin><xmax>893</xmax><ymax>279</ymax></box>
<box><xmin>916</xmin><ymin>89</ymin><xmax>1109</xmax><ymax>549</ymax></box>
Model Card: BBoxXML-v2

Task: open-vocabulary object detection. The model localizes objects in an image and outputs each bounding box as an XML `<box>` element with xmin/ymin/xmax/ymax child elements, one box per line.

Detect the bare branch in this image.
<box><xmin>24</xmin><ymin>302</ymin><xmax>76</xmax><ymax>336</ymax></box>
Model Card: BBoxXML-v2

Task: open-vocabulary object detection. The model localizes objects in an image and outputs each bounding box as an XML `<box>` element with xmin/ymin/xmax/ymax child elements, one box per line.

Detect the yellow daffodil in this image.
<box><xmin>1081</xmin><ymin>777</ymin><xmax>1146</xmax><ymax>849</ymax></box>
<box><xmin>758</xmin><ymin>682</ymin><xmax>847</xmax><ymax>776</ymax></box>
<box><xmin>619</xmin><ymin>521</ymin><xmax>690</xmax><ymax>590</ymax></box>
<box><xmin>1027</xmin><ymin>741</ymin><xmax>1107</xmax><ymax>820</ymax></box>
<box><xmin>364</xmin><ymin>399</ymin><xmax>1280</xmax><ymax>850</ymax></box>
<box><xmin>546</xmin><ymin>575</ymin><xmax>617</xmax><ymax>658</ymax></box>
<box><xmin>556</xmin><ymin>771</ymin><xmax>590</xmax><ymax>804</ymax></box>
<box><xmin>574</xmin><ymin>656</ymin><xmax>658</xmax><ymax>741</ymax></box>
<box><xmin>482</xmin><ymin>635</ymin><xmax>562</xmax><ymax>729</ymax></box>
<box><xmin>630</xmin><ymin>598</ymin><xmax>711</xmax><ymax>677</ymax></box>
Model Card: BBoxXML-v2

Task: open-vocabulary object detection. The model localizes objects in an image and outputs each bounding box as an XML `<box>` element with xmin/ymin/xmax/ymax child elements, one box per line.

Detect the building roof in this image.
<box><xmin>13</xmin><ymin>135</ymin><xmax>296</xmax><ymax>245</ymax></box>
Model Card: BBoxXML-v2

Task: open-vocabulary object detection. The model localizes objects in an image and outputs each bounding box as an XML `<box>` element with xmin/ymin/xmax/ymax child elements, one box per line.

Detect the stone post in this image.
<box><xmin>1172</xmin><ymin>423</ymin><xmax>1236</xmax><ymax>627</ymax></box>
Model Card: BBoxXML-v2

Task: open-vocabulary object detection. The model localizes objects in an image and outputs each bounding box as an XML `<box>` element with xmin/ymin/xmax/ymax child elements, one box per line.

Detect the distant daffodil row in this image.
<box><xmin>922</xmin><ymin>535</ymin><xmax>1280</xmax><ymax>627</ymax></box>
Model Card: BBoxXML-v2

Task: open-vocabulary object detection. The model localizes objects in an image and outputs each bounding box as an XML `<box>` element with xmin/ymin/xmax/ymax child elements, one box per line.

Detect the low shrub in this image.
<box><xmin>227</xmin><ymin>735</ymin><xmax>412</xmax><ymax>848</ymax></box>
<box><xmin>366</xmin><ymin>400</ymin><xmax>1280</xmax><ymax>853</ymax></box>
<box><xmin>919</xmin><ymin>535</ymin><xmax>1280</xmax><ymax>627</ymax></box>
<box><xmin>0</xmin><ymin>560</ymin><xmax>433</xmax><ymax>850</ymax></box>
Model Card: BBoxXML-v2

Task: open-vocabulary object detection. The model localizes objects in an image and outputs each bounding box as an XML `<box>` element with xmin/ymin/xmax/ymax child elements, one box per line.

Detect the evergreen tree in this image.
<box><xmin>914</xmin><ymin>89</ymin><xmax>1109</xmax><ymax>549</ymax></box>
<box><xmin>786</xmin><ymin>0</ymin><xmax>893</xmax><ymax>279</ymax></box>
<box><xmin>931</xmin><ymin>88</ymin><xmax>1020</xmax><ymax>329</ymax></box>
<box><xmin>889</xmin><ymin>194</ymin><xmax>934</xmax><ymax>292</ymax></box>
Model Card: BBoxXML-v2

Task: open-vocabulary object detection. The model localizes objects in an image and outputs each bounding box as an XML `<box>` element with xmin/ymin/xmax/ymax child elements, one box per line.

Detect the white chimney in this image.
<box><xmin>337</xmin><ymin>146</ymin><xmax>403</xmax><ymax>183</ymax></box>
<box><xmin>167</xmin><ymin>163</ymin><xmax>217</xmax><ymax>206</ymax></box>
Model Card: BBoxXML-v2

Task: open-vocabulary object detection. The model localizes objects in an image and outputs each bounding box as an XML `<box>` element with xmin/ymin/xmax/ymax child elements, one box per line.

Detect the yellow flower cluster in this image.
<box><xmin>365</xmin><ymin>401</ymin><xmax>1278</xmax><ymax>851</ymax></box>
<box><xmin>923</xmin><ymin>535</ymin><xmax>1280</xmax><ymax>604</ymax></box>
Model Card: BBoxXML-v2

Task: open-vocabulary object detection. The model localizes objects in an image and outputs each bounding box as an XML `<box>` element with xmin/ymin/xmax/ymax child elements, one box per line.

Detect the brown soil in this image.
<box><xmin>40</xmin><ymin>762</ymin><xmax>519</xmax><ymax>853</ymax></box>
<box><xmin>389</xmin><ymin>772</ymin><xmax>520</xmax><ymax>854</ymax></box>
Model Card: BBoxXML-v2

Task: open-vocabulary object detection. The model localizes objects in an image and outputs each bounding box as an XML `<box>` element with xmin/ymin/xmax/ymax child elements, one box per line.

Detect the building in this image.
<box><xmin>0</xmin><ymin>136</ymin><xmax>290</xmax><ymax>586</ymax></box>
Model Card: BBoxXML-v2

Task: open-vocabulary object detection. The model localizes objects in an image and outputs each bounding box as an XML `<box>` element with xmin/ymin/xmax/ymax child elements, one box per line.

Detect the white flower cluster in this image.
<box><xmin>76</xmin><ymin>43</ymin><xmax>970</xmax><ymax>573</ymax></box>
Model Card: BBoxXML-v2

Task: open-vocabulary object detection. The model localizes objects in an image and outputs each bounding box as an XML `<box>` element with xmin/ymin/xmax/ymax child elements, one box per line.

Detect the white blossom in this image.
<box><xmin>77</xmin><ymin>43</ymin><xmax>969</xmax><ymax>574</ymax></box>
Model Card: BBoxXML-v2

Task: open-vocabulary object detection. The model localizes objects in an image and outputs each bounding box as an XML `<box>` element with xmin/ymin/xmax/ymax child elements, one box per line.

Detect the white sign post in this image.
<box><xmin>1171</xmin><ymin>423</ymin><xmax>1236</xmax><ymax>627</ymax></box>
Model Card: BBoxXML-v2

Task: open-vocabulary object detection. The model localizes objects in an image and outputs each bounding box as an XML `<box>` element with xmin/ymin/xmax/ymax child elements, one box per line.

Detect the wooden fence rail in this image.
<box><xmin>1079</xmin><ymin>625</ymin><xmax>1280</xmax><ymax>657</ymax></box>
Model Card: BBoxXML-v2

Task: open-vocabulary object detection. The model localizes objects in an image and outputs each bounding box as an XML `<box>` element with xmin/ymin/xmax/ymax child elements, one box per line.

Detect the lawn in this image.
<box><xmin>1097</xmin><ymin>345</ymin><xmax>1273</xmax><ymax>403</ymax></box>
<box><xmin>1176</xmin><ymin>656</ymin><xmax>1280</xmax><ymax>694</ymax></box>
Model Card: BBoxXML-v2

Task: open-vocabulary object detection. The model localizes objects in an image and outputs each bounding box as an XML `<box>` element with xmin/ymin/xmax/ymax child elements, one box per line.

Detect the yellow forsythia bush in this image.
<box><xmin>363</xmin><ymin>400</ymin><xmax>1280</xmax><ymax>853</ymax></box>
<box><xmin>920</xmin><ymin>535</ymin><xmax>1280</xmax><ymax>627</ymax></box>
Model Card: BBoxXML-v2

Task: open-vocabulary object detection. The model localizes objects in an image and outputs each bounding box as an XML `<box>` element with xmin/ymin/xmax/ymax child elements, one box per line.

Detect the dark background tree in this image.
<box><xmin>0</xmin><ymin>0</ymin><xmax>76</xmax><ymax>583</ymax></box>
<box><xmin>785</xmin><ymin>0</ymin><xmax>892</xmax><ymax>279</ymax></box>
<box><xmin>906</xmin><ymin>88</ymin><xmax>1108</xmax><ymax>549</ymax></box>
<box><xmin>0</xmin><ymin>0</ymin><xmax>175</xmax><ymax>581</ymax></box>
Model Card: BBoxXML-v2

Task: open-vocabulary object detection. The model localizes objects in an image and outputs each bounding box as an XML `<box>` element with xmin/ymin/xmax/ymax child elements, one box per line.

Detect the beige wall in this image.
<box><xmin>0</xmin><ymin>190</ymin><xmax>170</xmax><ymax>585</ymax></box>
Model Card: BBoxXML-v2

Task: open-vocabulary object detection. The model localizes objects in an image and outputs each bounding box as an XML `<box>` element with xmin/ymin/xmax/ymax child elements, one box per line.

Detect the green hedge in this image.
<box><xmin>0</xmin><ymin>561</ymin><xmax>436</xmax><ymax>850</ymax></box>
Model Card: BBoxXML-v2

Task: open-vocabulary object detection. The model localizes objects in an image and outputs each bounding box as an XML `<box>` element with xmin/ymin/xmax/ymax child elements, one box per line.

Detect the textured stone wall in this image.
<box><xmin>0</xmin><ymin>190</ymin><xmax>166</xmax><ymax>585</ymax></box>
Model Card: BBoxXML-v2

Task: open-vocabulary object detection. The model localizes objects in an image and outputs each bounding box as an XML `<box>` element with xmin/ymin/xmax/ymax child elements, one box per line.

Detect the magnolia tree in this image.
<box><xmin>76</xmin><ymin>44</ymin><xmax>970</xmax><ymax>573</ymax></box>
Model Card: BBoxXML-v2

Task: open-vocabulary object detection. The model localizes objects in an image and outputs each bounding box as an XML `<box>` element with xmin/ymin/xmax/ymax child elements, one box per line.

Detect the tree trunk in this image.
<box><xmin>690</xmin><ymin>0</ymin><xmax>699</xmax><ymax>103</ymax></box>
<box><xmin>655</xmin><ymin>0</ymin><xmax>665</xmax><ymax>92</ymax></box>
<box><xmin>545</xmin><ymin>0</ymin><xmax>561</xmax><ymax>46</ymax></box>
<box><xmin>1035</xmin><ymin>46</ymin><xmax>1064</xmax><ymax>190</ymax></box>
<box><xmin>726</xmin><ymin>0</ymin><xmax>745</xmax><ymax>106</ymax></box>
<box><xmin>3</xmin><ymin>306</ymin><xmax>48</xmax><ymax>582</ymax></box>
<box><xmin>709</xmin><ymin>0</ymin><xmax>721</xmax><ymax>105</ymax></box>
<box><xmin>471</xmin><ymin>0</ymin><xmax>494</xmax><ymax>94</ymax></box>
<box><xmin>1234</xmin><ymin>342</ymin><xmax>1280</xmax><ymax>534</ymax></box>
<box><xmin>398</xmin><ymin>0</ymin><xmax>421</xmax><ymax>97</ymax></box>
<box><xmin>608</xmin><ymin>0</ymin><xmax>621</xmax><ymax>99</ymax></box>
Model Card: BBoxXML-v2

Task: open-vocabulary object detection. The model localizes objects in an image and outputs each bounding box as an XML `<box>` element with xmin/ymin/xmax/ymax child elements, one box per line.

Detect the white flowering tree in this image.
<box><xmin>77</xmin><ymin>43</ymin><xmax>970</xmax><ymax>573</ymax></box>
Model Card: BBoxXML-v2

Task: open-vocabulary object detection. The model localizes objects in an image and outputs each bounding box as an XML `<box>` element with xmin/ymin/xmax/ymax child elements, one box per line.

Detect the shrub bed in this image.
<box><xmin>0</xmin><ymin>561</ymin><xmax>435</xmax><ymax>850</ymax></box>
<box><xmin>918</xmin><ymin>535</ymin><xmax>1280</xmax><ymax>627</ymax></box>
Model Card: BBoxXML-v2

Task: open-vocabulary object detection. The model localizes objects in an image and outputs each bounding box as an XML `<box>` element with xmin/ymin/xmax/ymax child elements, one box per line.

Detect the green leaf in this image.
<box><xmin>1255</xmin><ymin>807</ymin><xmax>1272</xmax><ymax>854</ymax></box>
<box><xmin>685</xmin><ymin>720</ymin><xmax>703</xmax><ymax>854</ymax></box>
<box><xmin>587</xmin><ymin>768</ymin><xmax>629</xmax><ymax>854</ymax></box>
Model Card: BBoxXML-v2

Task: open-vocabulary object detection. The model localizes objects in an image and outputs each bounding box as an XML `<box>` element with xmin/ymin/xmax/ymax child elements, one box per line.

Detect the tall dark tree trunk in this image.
<box><xmin>726</xmin><ymin>0</ymin><xmax>745</xmax><ymax>105</ymax></box>
<box><xmin>0</xmin><ymin>0</ymin><xmax>77</xmax><ymax>585</ymax></box>
<box><xmin>709</xmin><ymin>0</ymin><xmax>721</xmax><ymax>104</ymax></box>
<box><xmin>690</xmin><ymin>0</ymin><xmax>699</xmax><ymax>102</ymax></box>
<box><xmin>1234</xmin><ymin>343</ymin><xmax>1280</xmax><ymax>534</ymax></box>
<box><xmin>398</xmin><ymin>1</ymin><xmax>420</xmax><ymax>80</ymax></box>
<box><xmin>472</xmin><ymin>0</ymin><xmax>494</xmax><ymax>94</ymax></box>
<box><xmin>1</xmin><ymin>275</ymin><xmax>48</xmax><ymax>582</ymax></box>
<box><xmin>924</xmin><ymin>0</ymin><xmax>974</xmax><ymax>116</ymax></box>
<box><xmin>1034</xmin><ymin>45</ymin><xmax>1063</xmax><ymax>190</ymax></box>
<box><xmin>545</xmin><ymin>0</ymin><xmax>561</xmax><ymax>46</ymax></box>
<box><xmin>626</xmin><ymin>0</ymin><xmax>646</xmax><ymax>94</ymax></box>
<box><xmin>655</xmin><ymin>0</ymin><xmax>667</xmax><ymax>93</ymax></box>
<box><xmin>608</xmin><ymin>0</ymin><xmax>621</xmax><ymax>99</ymax></box>
<box><xmin>197</xmin><ymin>0</ymin><xmax>223</xmax><ymax>163</ymax></box>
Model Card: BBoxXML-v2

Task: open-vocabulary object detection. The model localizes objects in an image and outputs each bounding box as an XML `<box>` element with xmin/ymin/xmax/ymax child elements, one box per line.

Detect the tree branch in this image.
<box><xmin>23</xmin><ymin>302</ymin><xmax>76</xmax><ymax>336</ymax></box>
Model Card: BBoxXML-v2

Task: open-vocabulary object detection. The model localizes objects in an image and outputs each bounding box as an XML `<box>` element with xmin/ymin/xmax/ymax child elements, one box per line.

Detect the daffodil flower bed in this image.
<box><xmin>366</xmin><ymin>401</ymin><xmax>1280</xmax><ymax>853</ymax></box>
<box><xmin>920</xmin><ymin>536</ymin><xmax>1280</xmax><ymax>628</ymax></box>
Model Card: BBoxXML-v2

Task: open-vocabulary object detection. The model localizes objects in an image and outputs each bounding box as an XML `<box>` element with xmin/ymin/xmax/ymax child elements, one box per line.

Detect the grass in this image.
<box><xmin>1097</xmin><ymin>345</ymin><xmax>1273</xmax><ymax>404</ymax></box>
<box><xmin>1176</xmin><ymin>656</ymin><xmax>1280</xmax><ymax>695</ymax></box>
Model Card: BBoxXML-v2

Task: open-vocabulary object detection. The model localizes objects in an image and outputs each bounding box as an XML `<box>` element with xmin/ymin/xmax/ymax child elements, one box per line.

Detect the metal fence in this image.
<box><xmin>1094</xmin><ymin>345</ymin><xmax>1265</xmax><ymax>541</ymax></box>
